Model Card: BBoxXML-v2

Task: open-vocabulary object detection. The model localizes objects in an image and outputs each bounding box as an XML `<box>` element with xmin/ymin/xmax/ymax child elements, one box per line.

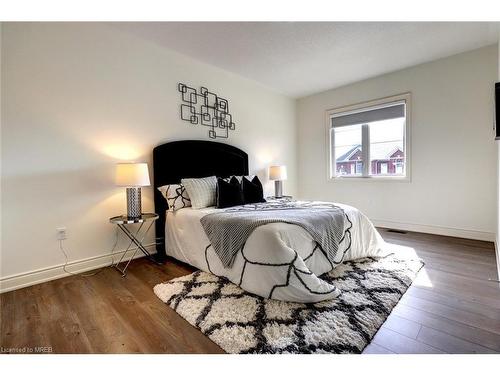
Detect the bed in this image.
<box><xmin>153</xmin><ymin>140</ymin><xmax>386</xmax><ymax>303</ymax></box>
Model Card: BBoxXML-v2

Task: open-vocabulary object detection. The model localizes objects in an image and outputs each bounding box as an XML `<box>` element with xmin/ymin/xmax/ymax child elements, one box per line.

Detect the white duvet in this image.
<box><xmin>165</xmin><ymin>201</ymin><xmax>386</xmax><ymax>303</ymax></box>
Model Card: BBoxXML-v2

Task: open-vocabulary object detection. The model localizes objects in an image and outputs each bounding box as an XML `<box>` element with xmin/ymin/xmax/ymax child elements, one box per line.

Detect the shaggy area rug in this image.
<box><xmin>154</xmin><ymin>254</ymin><xmax>423</xmax><ymax>354</ymax></box>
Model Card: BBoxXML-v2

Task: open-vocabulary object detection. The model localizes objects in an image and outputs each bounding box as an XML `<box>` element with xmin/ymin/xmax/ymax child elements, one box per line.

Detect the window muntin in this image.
<box><xmin>328</xmin><ymin>95</ymin><xmax>409</xmax><ymax>179</ymax></box>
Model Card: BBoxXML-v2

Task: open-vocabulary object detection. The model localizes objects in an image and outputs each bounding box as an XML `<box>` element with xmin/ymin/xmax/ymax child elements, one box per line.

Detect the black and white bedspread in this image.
<box><xmin>201</xmin><ymin>201</ymin><xmax>346</xmax><ymax>268</ymax></box>
<box><xmin>165</xmin><ymin>200</ymin><xmax>386</xmax><ymax>303</ymax></box>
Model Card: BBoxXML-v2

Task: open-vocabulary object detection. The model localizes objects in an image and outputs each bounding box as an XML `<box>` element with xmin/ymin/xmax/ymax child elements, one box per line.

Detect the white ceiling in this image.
<box><xmin>113</xmin><ymin>22</ymin><xmax>499</xmax><ymax>98</ymax></box>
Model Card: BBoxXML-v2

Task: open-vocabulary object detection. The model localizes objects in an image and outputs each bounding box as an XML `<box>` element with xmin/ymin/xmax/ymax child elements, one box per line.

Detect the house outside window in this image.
<box><xmin>327</xmin><ymin>93</ymin><xmax>410</xmax><ymax>180</ymax></box>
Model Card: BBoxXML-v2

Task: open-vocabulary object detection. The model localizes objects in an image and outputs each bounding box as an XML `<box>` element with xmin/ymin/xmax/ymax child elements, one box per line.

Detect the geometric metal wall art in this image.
<box><xmin>178</xmin><ymin>83</ymin><xmax>236</xmax><ymax>139</ymax></box>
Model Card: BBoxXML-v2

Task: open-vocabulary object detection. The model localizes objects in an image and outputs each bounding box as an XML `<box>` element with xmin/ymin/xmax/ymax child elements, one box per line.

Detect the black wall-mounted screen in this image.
<box><xmin>496</xmin><ymin>82</ymin><xmax>500</xmax><ymax>140</ymax></box>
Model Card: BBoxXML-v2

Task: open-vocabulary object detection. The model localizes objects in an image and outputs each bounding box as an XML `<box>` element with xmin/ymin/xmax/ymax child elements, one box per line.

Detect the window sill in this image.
<box><xmin>328</xmin><ymin>175</ymin><xmax>411</xmax><ymax>183</ymax></box>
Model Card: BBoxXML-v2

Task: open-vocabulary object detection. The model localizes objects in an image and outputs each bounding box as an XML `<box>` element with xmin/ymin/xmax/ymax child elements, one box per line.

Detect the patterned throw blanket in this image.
<box><xmin>200</xmin><ymin>201</ymin><xmax>345</xmax><ymax>268</ymax></box>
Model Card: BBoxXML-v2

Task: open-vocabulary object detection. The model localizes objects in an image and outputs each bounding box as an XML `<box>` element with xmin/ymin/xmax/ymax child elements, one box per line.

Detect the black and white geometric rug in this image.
<box><xmin>154</xmin><ymin>254</ymin><xmax>423</xmax><ymax>354</ymax></box>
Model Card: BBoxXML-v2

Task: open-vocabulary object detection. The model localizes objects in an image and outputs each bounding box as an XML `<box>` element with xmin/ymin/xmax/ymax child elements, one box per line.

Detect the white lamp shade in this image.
<box><xmin>269</xmin><ymin>165</ymin><xmax>287</xmax><ymax>181</ymax></box>
<box><xmin>115</xmin><ymin>162</ymin><xmax>150</xmax><ymax>187</ymax></box>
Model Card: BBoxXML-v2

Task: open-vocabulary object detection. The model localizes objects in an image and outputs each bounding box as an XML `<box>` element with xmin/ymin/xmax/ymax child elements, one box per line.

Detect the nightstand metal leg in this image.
<box><xmin>114</xmin><ymin>222</ymin><xmax>144</xmax><ymax>276</ymax></box>
<box><xmin>119</xmin><ymin>248</ymin><xmax>140</xmax><ymax>277</ymax></box>
<box><xmin>113</xmin><ymin>220</ymin><xmax>159</xmax><ymax>276</ymax></box>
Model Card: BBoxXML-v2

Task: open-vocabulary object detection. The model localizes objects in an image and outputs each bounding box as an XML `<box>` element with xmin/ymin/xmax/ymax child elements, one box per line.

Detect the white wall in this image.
<box><xmin>0</xmin><ymin>23</ymin><xmax>297</xmax><ymax>291</ymax></box>
<box><xmin>297</xmin><ymin>45</ymin><xmax>498</xmax><ymax>241</ymax></box>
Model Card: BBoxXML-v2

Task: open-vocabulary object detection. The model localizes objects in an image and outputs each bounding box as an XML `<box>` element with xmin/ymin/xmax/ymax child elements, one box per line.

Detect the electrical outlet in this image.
<box><xmin>56</xmin><ymin>227</ymin><xmax>67</xmax><ymax>240</ymax></box>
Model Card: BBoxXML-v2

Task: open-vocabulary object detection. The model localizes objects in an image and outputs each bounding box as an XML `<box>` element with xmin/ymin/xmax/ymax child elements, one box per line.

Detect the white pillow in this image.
<box><xmin>181</xmin><ymin>176</ymin><xmax>217</xmax><ymax>209</ymax></box>
<box><xmin>157</xmin><ymin>184</ymin><xmax>192</xmax><ymax>211</ymax></box>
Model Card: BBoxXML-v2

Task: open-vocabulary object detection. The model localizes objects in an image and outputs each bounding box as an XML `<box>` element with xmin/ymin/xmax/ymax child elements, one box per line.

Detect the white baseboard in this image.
<box><xmin>372</xmin><ymin>219</ymin><xmax>495</xmax><ymax>242</ymax></box>
<box><xmin>0</xmin><ymin>243</ymin><xmax>157</xmax><ymax>294</ymax></box>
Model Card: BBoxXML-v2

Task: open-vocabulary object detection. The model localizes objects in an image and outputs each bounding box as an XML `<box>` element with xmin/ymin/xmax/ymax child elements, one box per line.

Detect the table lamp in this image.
<box><xmin>269</xmin><ymin>165</ymin><xmax>287</xmax><ymax>198</ymax></box>
<box><xmin>116</xmin><ymin>162</ymin><xmax>150</xmax><ymax>218</ymax></box>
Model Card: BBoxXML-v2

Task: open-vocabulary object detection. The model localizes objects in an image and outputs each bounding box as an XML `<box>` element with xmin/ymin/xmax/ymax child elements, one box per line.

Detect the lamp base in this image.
<box><xmin>274</xmin><ymin>180</ymin><xmax>283</xmax><ymax>198</ymax></box>
<box><xmin>126</xmin><ymin>187</ymin><xmax>142</xmax><ymax>218</ymax></box>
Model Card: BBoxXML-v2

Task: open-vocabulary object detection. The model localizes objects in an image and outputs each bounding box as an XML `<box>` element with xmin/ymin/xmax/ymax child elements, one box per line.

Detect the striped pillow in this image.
<box><xmin>181</xmin><ymin>176</ymin><xmax>217</xmax><ymax>209</ymax></box>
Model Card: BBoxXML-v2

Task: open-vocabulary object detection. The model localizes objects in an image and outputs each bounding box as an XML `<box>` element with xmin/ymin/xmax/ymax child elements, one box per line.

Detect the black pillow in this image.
<box><xmin>216</xmin><ymin>177</ymin><xmax>244</xmax><ymax>208</ymax></box>
<box><xmin>242</xmin><ymin>176</ymin><xmax>266</xmax><ymax>204</ymax></box>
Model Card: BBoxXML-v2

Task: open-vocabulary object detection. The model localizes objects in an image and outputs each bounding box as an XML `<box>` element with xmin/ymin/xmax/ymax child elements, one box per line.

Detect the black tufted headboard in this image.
<box><xmin>152</xmin><ymin>140</ymin><xmax>249</xmax><ymax>260</ymax></box>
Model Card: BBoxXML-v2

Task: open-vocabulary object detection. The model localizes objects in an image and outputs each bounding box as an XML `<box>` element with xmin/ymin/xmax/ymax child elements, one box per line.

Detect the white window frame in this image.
<box><xmin>325</xmin><ymin>93</ymin><xmax>411</xmax><ymax>182</ymax></box>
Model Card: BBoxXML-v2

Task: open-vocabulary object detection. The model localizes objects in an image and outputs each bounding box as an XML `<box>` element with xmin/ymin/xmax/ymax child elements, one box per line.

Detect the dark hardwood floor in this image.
<box><xmin>1</xmin><ymin>229</ymin><xmax>499</xmax><ymax>354</ymax></box>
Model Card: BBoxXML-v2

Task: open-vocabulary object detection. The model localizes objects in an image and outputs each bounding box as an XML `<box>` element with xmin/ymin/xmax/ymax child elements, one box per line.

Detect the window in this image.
<box><xmin>355</xmin><ymin>161</ymin><xmax>362</xmax><ymax>174</ymax></box>
<box><xmin>395</xmin><ymin>162</ymin><xmax>403</xmax><ymax>174</ymax></box>
<box><xmin>380</xmin><ymin>163</ymin><xmax>388</xmax><ymax>174</ymax></box>
<box><xmin>328</xmin><ymin>93</ymin><xmax>410</xmax><ymax>180</ymax></box>
<box><xmin>333</xmin><ymin>124</ymin><xmax>362</xmax><ymax>176</ymax></box>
